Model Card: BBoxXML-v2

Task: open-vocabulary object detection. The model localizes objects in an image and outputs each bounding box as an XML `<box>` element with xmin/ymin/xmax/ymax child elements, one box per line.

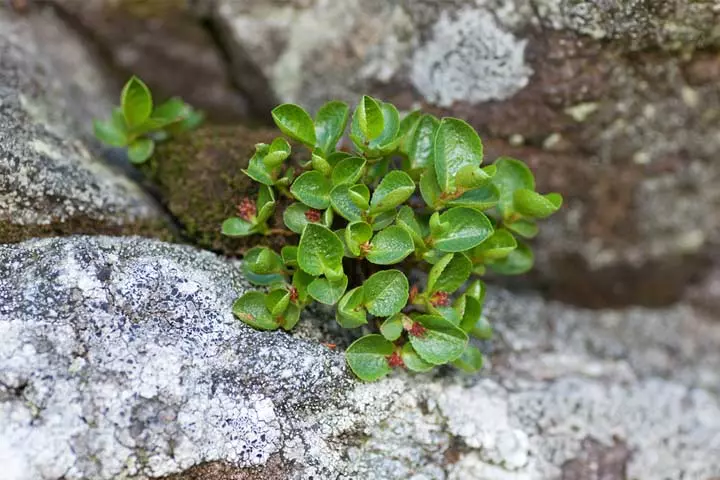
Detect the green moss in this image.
<box><xmin>0</xmin><ymin>216</ymin><xmax>174</xmax><ymax>244</ymax></box>
<box><xmin>144</xmin><ymin>125</ymin><xmax>292</xmax><ymax>256</ymax></box>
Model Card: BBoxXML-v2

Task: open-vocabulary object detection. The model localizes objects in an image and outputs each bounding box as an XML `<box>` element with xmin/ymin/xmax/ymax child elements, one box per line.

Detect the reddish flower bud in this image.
<box><xmin>386</xmin><ymin>351</ymin><xmax>404</xmax><ymax>368</ymax></box>
<box><xmin>304</xmin><ymin>208</ymin><xmax>322</xmax><ymax>223</ymax></box>
<box><xmin>237</xmin><ymin>197</ymin><xmax>256</xmax><ymax>221</ymax></box>
<box><xmin>288</xmin><ymin>286</ymin><xmax>299</xmax><ymax>303</ymax></box>
<box><xmin>408</xmin><ymin>322</ymin><xmax>427</xmax><ymax>338</ymax></box>
<box><xmin>359</xmin><ymin>242</ymin><xmax>372</xmax><ymax>256</ymax></box>
<box><xmin>430</xmin><ymin>291</ymin><xmax>450</xmax><ymax>307</ymax></box>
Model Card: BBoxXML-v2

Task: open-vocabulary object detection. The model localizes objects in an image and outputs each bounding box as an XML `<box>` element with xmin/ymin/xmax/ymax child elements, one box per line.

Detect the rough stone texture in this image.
<box><xmin>207</xmin><ymin>0</ymin><xmax>720</xmax><ymax>307</ymax></box>
<box><xmin>2</xmin><ymin>235</ymin><xmax>719</xmax><ymax>480</ymax></box>
<box><xmin>48</xmin><ymin>0</ymin><xmax>250</xmax><ymax>122</ymax></box>
<box><xmin>0</xmin><ymin>7</ymin><xmax>171</xmax><ymax>243</ymax></box>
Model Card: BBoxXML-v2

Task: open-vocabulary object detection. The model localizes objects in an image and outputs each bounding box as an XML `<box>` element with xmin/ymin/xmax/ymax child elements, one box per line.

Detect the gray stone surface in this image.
<box><xmin>206</xmin><ymin>0</ymin><xmax>720</xmax><ymax>307</ymax></box>
<box><xmin>1</xmin><ymin>236</ymin><xmax>719</xmax><ymax>479</ymax></box>
<box><xmin>0</xmin><ymin>8</ymin><xmax>169</xmax><ymax>242</ymax></box>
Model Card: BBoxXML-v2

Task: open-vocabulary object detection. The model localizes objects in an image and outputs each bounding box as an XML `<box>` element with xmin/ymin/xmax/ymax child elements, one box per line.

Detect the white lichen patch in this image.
<box><xmin>410</xmin><ymin>8</ymin><xmax>532</xmax><ymax>107</ymax></box>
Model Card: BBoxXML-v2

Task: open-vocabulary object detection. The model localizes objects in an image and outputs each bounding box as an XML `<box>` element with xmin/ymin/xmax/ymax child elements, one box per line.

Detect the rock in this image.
<box><xmin>206</xmin><ymin>0</ymin><xmax>720</xmax><ymax>307</ymax></box>
<box><xmin>0</xmin><ymin>7</ymin><xmax>171</xmax><ymax>243</ymax></box>
<box><xmin>49</xmin><ymin>0</ymin><xmax>250</xmax><ymax>122</ymax></box>
<box><xmin>1</xmin><ymin>235</ymin><xmax>719</xmax><ymax>479</ymax></box>
<box><xmin>142</xmin><ymin>125</ymin><xmax>288</xmax><ymax>255</ymax></box>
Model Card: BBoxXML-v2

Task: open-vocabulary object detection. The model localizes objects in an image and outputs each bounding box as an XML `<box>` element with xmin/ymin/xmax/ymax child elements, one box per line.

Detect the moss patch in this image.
<box><xmin>0</xmin><ymin>216</ymin><xmax>174</xmax><ymax>244</ymax></box>
<box><xmin>144</xmin><ymin>125</ymin><xmax>294</xmax><ymax>256</ymax></box>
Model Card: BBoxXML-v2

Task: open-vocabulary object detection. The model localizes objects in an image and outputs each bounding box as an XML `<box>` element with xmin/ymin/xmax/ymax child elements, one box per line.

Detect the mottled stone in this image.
<box><xmin>1</xmin><ymin>236</ymin><xmax>719</xmax><ymax>479</ymax></box>
<box><xmin>205</xmin><ymin>0</ymin><xmax>720</xmax><ymax>307</ymax></box>
<box><xmin>0</xmin><ymin>7</ymin><xmax>170</xmax><ymax>242</ymax></box>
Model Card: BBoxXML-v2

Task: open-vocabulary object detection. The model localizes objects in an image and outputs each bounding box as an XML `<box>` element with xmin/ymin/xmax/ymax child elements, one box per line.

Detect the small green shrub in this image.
<box><xmin>224</xmin><ymin>96</ymin><xmax>562</xmax><ymax>381</ymax></box>
<box><xmin>94</xmin><ymin>76</ymin><xmax>203</xmax><ymax>164</ymax></box>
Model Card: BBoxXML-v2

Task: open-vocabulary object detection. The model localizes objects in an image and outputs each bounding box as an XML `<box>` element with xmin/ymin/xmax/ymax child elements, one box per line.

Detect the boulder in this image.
<box><xmin>0</xmin><ymin>7</ymin><xmax>171</xmax><ymax>243</ymax></box>
<box><xmin>206</xmin><ymin>0</ymin><xmax>720</xmax><ymax>307</ymax></box>
<box><xmin>1</xmin><ymin>235</ymin><xmax>718</xmax><ymax>479</ymax></box>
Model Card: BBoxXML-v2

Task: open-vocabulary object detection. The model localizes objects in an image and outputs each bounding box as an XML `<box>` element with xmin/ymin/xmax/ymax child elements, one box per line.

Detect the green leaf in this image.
<box><xmin>419</xmin><ymin>168</ymin><xmax>442</xmax><ymax>210</ymax></box>
<box><xmin>243</xmin><ymin>153</ymin><xmax>275</xmax><ymax>186</ymax></box>
<box><xmin>492</xmin><ymin>157</ymin><xmax>535</xmax><ymax>218</ymax></box>
<box><xmin>232</xmin><ymin>292</ymin><xmax>278</xmax><ymax>330</ymax></box>
<box><xmin>506</xmin><ymin>220</ymin><xmax>539</xmax><ymax>239</ymax></box>
<box><xmin>121</xmin><ymin>76</ymin><xmax>153</xmax><ymax>128</ymax></box>
<box><xmin>93</xmin><ymin>120</ymin><xmax>128</xmax><ymax>147</ymax></box>
<box><xmin>472</xmin><ymin>229</ymin><xmax>517</xmax><ymax>260</ymax></box>
<box><xmin>448</xmin><ymin>184</ymin><xmax>499</xmax><ymax>210</ymax></box>
<box><xmin>281</xmin><ymin>246</ymin><xmax>298</xmax><ymax>267</ymax></box>
<box><xmin>327</xmin><ymin>151</ymin><xmax>352</xmax><ymax>168</ymax></box>
<box><xmin>315</xmin><ymin>101</ymin><xmax>349</xmax><ymax>155</ymax></box>
<box><xmin>471</xmin><ymin>316</ymin><xmax>493</xmax><ymax>340</ymax></box>
<box><xmin>308</xmin><ymin>275</ymin><xmax>348</xmax><ymax>305</ymax></box>
<box><xmin>280</xmin><ymin>303</ymin><xmax>302</xmax><ymax>331</ymax></box>
<box><xmin>150</xmin><ymin>97</ymin><xmax>187</xmax><ymax>127</ymax></box>
<box><xmin>380</xmin><ymin>313</ymin><xmax>405</xmax><ymax>341</ymax></box>
<box><xmin>466</xmin><ymin>280</ymin><xmax>486</xmax><ymax>303</ymax></box>
<box><xmin>271</xmin><ymin>104</ymin><xmax>316</xmax><ymax>147</ymax></box>
<box><xmin>455</xmin><ymin>164</ymin><xmax>494</xmax><ymax>190</ymax></box>
<box><xmin>513</xmin><ymin>189</ymin><xmax>563</xmax><ymax>219</ymax></box>
<box><xmin>401</xmin><ymin>343</ymin><xmax>434</xmax><ymax>372</ymax></box>
<box><xmin>290</xmin><ymin>171</ymin><xmax>331</xmax><ymax>209</ymax></box>
<box><xmin>397</xmin><ymin>110</ymin><xmax>422</xmax><ymax>156</ymax></box>
<box><xmin>222</xmin><ymin>217</ymin><xmax>255</xmax><ymax>237</ymax></box>
<box><xmin>330</xmin><ymin>184</ymin><xmax>364</xmax><ymax>221</ymax></box>
<box><xmin>345</xmin><ymin>334</ymin><xmax>394</xmax><ymax>382</ymax></box>
<box><xmin>408</xmin><ymin>315</ymin><xmax>468</xmax><ymax>365</ymax></box>
<box><xmin>489</xmin><ymin>240</ymin><xmax>534</xmax><ymax>275</ymax></box>
<box><xmin>351</xmin><ymin>101</ymin><xmax>401</xmax><ymax>154</ymax></box>
<box><xmin>458</xmin><ymin>295</ymin><xmax>483</xmax><ymax>333</ymax></box>
<box><xmin>244</xmin><ymin>247</ymin><xmax>284</xmax><ymax>275</ymax></box>
<box><xmin>349</xmin><ymin>184</ymin><xmax>370</xmax><ymax>211</ymax></box>
<box><xmin>356</xmin><ymin>95</ymin><xmax>384</xmax><ymax>140</ymax></box>
<box><xmin>283</xmin><ymin>202</ymin><xmax>321</xmax><ymax>234</ymax></box>
<box><xmin>297</xmin><ymin>224</ymin><xmax>344</xmax><ymax>277</ymax></box>
<box><xmin>371</xmin><ymin>209</ymin><xmax>397</xmax><ymax>231</ymax></box>
<box><xmin>452</xmin><ymin>344</ymin><xmax>484</xmax><ymax>373</ymax></box>
<box><xmin>427</xmin><ymin>253</ymin><xmax>472</xmax><ymax>294</ymax></box>
<box><xmin>336</xmin><ymin>287</ymin><xmax>367</xmax><ymax>328</ymax></box>
<box><xmin>127</xmin><ymin>138</ymin><xmax>155</xmax><ymax>164</ymax></box>
<box><xmin>366</xmin><ymin>226</ymin><xmax>414</xmax><ymax>265</ymax></box>
<box><xmin>431</xmin><ymin>207</ymin><xmax>494</xmax><ymax>253</ymax></box>
<box><xmin>345</xmin><ymin>221</ymin><xmax>373</xmax><ymax>256</ymax></box>
<box><xmin>406</xmin><ymin>114</ymin><xmax>440</xmax><ymax>174</ymax></box>
<box><xmin>263</xmin><ymin>137</ymin><xmax>292</xmax><ymax>168</ymax></box>
<box><xmin>311</xmin><ymin>151</ymin><xmax>333</xmax><ymax>176</ymax></box>
<box><xmin>369</xmin><ymin>171</ymin><xmax>415</xmax><ymax>214</ymax></box>
<box><xmin>292</xmin><ymin>270</ymin><xmax>314</xmax><ymax>303</ymax></box>
<box><xmin>265</xmin><ymin>288</ymin><xmax>290</xmax><ymax>317</ymax></box>
<box><xmin>434</xmin><ymin>118</ymin><xmax>483</xmax><ymax>193</ymax></box>
<box><xmin>331</xmin><ymin>156</ymin><xmax>366</xmax><ymax>185</ymax></box>
<box><xmin>396</xmin><ymin>206</ymin><xmax>426</xmax><ymax>249</ymax></box>
<box><xmin>363</xmin><ymin>270</ymin><xmax>409</xmax><ymax>317</ymax></box>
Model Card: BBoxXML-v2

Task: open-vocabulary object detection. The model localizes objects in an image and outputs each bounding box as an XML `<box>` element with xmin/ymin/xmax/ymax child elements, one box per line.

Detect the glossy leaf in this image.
<box><xmin>127</xmin><ymin>138</ymin><xmax>155</xmax><ymax>164</ymax></box>
<box><xmin>283</xmin><ymin>202</ymin><xmax>320</xmax><ymax>234</ymax></box>
<box><xmin>434</xmin><ymin>118</ymin><xmax>483</xmax><ymax>193</ymax></box>
<box><xmin>348</xmin><ymin>184</ymin><xmax>370</xmax><ymax>211</ymax></box>
<box><xmin>513</xmin><ymin>189</ymin><xmax>563</xmax><ymax>219</ymax></box>
<box><xmin>380</xmin><ymin>313</ymin><xmax>405</xmax><ymax>341</ymax></box>
<box><xmin>331</xmin><ymin>156</ymin><xmax>366</xmax><ymax>185</ymax></box>
<box><xmin>290</xmin><ymin>171</ymin><xmax>331</xmax><ymax>209</ymax></box>
<box><xmin>401</xmin><ymin>343</ymin><xmax>434</xmax><ymax>372</ymax></box>
<box><xmin>243</xmin><ymin>153</ymin><xmax>275</xmax><ymax>186</ymax></box>
<box><xmin>93</xmin><ymin>120</ymin><xmax>127</xmax><ymax>147</ymax></box>
<box><xmin>366</xmin><ymin>226</ymin><xmax>414</xmax><ymax>265</ymax></box>
<box><xmin>221</xmin><ymin>217</ymin><xmax>255</xmax><ymax>237</ymax></box>
<box><xmin>280</xmin><ymin>303</ymin><xmax>302</xmax><ymax>331</ymax></box>
<box><xmin>292</xmin><ymin>270</ymin><xmax>314</xmax><ymax>303</ymax></box>
<box><xmin>336</xmin><ymin>287</ymin><xmax>367</xmax><ymax>328</ymax></box>
<box><xmin>472</xmin><ymin>229</ymin><xmax>517</xmax><ymax>260</ymax></box>
<box><xmin>419</xmin><ymin>168</ymin><xmax>442</xmax><ymax>210</ymax></box>
<box><xmin>489</xmin><ymin>240</ymin><xmax>534</xmax><ymax>275</ymax></box>
<box><xmin>455</xmin><ymin>164</ymin><xmax>493</xmax><ymax>189</ymax></box>
<box><xmin>345</xmin><ymin>221</ymin><xmax>373</xmax><ymax>256</ymax></box>
<box><xmin>369</xmin><ymin>171</ymin><xmax>415</xmax><ymax>214</ymax></box>
<box><xmin>351</xmin><ymin>100</ymin><xmax>401</xmax><ymax>154</ymax></box>
<box><xmin>271</xmin><ymin>104</ymin><xmax>316</xmax><ymax>147</ymax></box>
<box><xmin>265</xmin><ymin>288</ymin><xmax>290</xmax><ymax>317</ymax></box>
<box><xmin>448</xmin><ymin>184</ymin><xmax>499</xmax><ymax>210</ymax></box>
<box><xmin>151</xmin><ymin>97</ymin><xmax>186</xmax><ymax>126</ymax></box>
<box><xmin>297</xmin><ymin>224</ymin><xmax>344</xmax><ymax>277</ymax></box>
<box><xmin>232</xmin><ymin>292</ymin><xmax>278</xmax><ymax>330</ymax></box>
<box><xmin>244</xmin><ymin>247</ymin><xmax>284</xmax><ymax>275</ymax></box>
<box><xmin>492</xmin><ymin>157</ymin><xmax>535</xmax><ymax>218</ymax></box>
<box><xmin>311</xmin><ymin>151</ymin><xmax>333</xmax><ymax>176</ymax></box>
<box><xmin>330</xmin><ymin>184</ymin><xmax>365</xmax><ymax>221</ymax></box>
<box><xmin>345</xmin><ymin>334</ymin><xmax>394</xmax><ymax>382</ymax></box>
<box><xmin>315</xmin><ymin>101</ymin><xmax>349</xmax><ymax>155</ymax></box>
<box><xmin>406</xmin><ymin>114</ymin><xmax>439</xmax><ymax>174</ymax></box>
<box><xmin>371</xmin><ymin>209</ymin><xmax>396</xmax><ymax>231</ymax></box>
<box><xmin>408</xmin><ymin>315</ymin><xmax>468</xmax><ymax>365</ymax></box>
<box><xmin>308</xmin><ymin>275</ymin><xmax>348</xmax><ymax>305</ymax></box>
<box><xmin>432</xmin><ymin>207</ymin><xmax>494</xmax><ymax>253</ymax></box>
<box><xmin>397</xmin><ymin>110</ymin><xmax>422</xmax><ymax>156</ymax></box>
<box><xmin>452</xmin><ymin>344</ymin><xmax>484</xmax><ymax>373</ymax></box>
<box><xmin>281</xmin><ymin>246</ymin><xmax>298</xmax><ymax>267</ymax></box>
<box><xmin>396</xmin><ymin>206</ymin><xmax>425</xmax><ymax>249</ymax></box>
<box><xmin>121</xmin><ymin>76</ymin><xmax>153</xmax><ymax>128</ymax></box>
<box><xmin>363</xmin><ymin>270</ymin><xmax>409</xmax><ymax>317</ymax></box>
<box><xmin>427</xmin><ymin>253</ymin><xmax>472</xmax><ymax>294</ymax></box>
<box><xmin>458</xmin><ymin>295</ymin><xmax>482</xmax><ymax>333</ymax></box>
<box><xmin>506</xmin><ymin>219</ymin><xmax>539</xmax><ymax>239</ymax></box>
<box><xmin>263</xmin><ymin>137</ymin><xmax>292</xmax><ymax>168</ymax></box>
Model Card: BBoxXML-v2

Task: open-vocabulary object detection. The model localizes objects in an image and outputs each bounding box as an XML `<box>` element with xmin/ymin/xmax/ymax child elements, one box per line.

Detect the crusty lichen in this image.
<box><xmin>143</xmin><ymin>126</ymin><xmax>292</xmax><ymax>256</ymax></box>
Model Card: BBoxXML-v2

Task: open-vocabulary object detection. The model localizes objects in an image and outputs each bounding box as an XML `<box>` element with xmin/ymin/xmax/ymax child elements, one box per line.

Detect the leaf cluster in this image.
<box><xmin>94</xmin><ymin>76</ymin><xmax>203</xmax><ymax>164</ymax></box>
<box><xmin>224</xmin><ymin>96</ymin><xmax>562</xmax><ymax>381</ymax></box>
